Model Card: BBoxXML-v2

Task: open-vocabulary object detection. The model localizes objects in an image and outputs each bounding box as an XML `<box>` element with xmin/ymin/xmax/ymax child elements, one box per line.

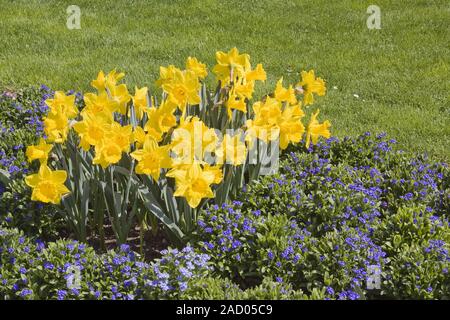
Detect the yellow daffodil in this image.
<box><xmin>216</xmin><ymin>133</ymin><xmax>247</xmax><ymax>166</ymax></box>
<box><xmin>82</xmin><ymin>91</ymin><xmax>118</xmax><ymax>119</ymax></box>
<box><xmin>167</xmin><ymin>162</ymin><xmax>216</xmax><ymax>208</ymax></box>
<box><xmin>297</xmin><ymin>70</ymin><xmax>326</xmax><ymax>106</ymax></box>
<box><xmin>106</xmin><ymin>70</ymin><xmax>125</xmax><ymax>89</ymax></box>
<box><xmin>144</xmin><ymin>100</ymin><xmax>177</xmax><ymax>142</ymax></box>
<box><xmin>186</xmin><ymin>57</ymin><xmax>208</xmax><ymax>79</ymax></box>
<box><xmin>156</xmin><ymin>65</ymin><xmax>181</xmax><ymax>87</ymax></box>
<box><xmin>305</xmin><ymin>109</ymin><xmax>331</xmax><ymax>149</ymax></box>
<box><xmin>91</xmin><ymin>70</ymin><xmax>125</xmax><ymax>92</ymax></box>
<box><xmin>108</xmin><ymin>84</ymin><xmax>131</xmax><ymax>115</ymax></box>
<box><xmin>274</xmin><ymin>78</ymin><xmax>297</xmax><ymax>105</ymax></box>
<box><xmin>171</xmin><ymin>117</ymin><xmax>218</xmax><ymax>163</ymax></box>
<box><xmin>93</xmin><ymin>140</ymin><xmax>123</xmax><ymax>169</ymax></box>
<box><xmin>91</xmin><ymin>71</ymin><xmax>107</xmax><ymax>92</ymax></box>
<box><xmin>278</xmin><ymin>104</ymin><xmax>305</xmax><ymax>150</ymax></box>
<box><xmin>245</xmin><ymin>97</ymin><xmax>282</xmax><ymax>145</ymax></box>
<box><xmin>203</xmin><ymin>164</ymin><xmax>223</xmax><ymax>184</ymax></box>
<box><xmin>133</xmin><ymin>126</ymin><xmax>147</xmax><ymax>148</ymax></box>
<box><xmin>130</xmin><ymin>136</ymin><xmax>172</xmax><ymax>181</ymax></box>
<box><xmin>43</xmin><ymin>112</ymin><xmax>69</xmax><ymax>144</ymax></box>
<box><xmin>25</xmin><ymin>165</ymin><xmax>70</xmax><ymax>204</ymax></box>
<box><xmin>110</xmin><ymin>122</ymin><xmax>133</xmax><ymax>153</ymax></box>
<box><xmin>73</xmin><ymin>114</ymin><xmax>111</xmax><ymax>150</ymax></box>
<box><xmin>45</xmin><ymin>91</ymin><xmax>78</xmax><ymax>119</ymax></box>
<box><xmin>246</xmin><ymin>97</ymin><xmax>306</xmax><ymax>149</ymax></box>
<box><xmin>225</xmin><ymin>94</ymin><xmax>247</xmax><ymax>119</ymax></box>
<box><xmin>26</xmin><ymin>139</ymin><xmax>53</xmax><ymax>164</ymax></box>
<box><xmin>234</xmin><ymin>80</ymin><xmax>255</xmax><ymax>100</ymax></box>
<box><xmin>132</xmin><ymin>87</ymin><xmax>150</xmax><ymax>120</ymax></box>
<box><xmin>245</xmin><ymin>64</ymin><xmax>267</xmax><ymax>82</ymax></box>
<box><xmin>163</xmin><ymin>69</ymin><xmax>201</xmax><ymax>113</ymax></box>
<box><xmin>213</xmin><ymin>47</ymin><xmax>251</xmax><ymax>84</ymax></box>
<box><xmin>252</xmin><ymin>97</ymin><xmax>282</xmax><ymax>127</ymax></box>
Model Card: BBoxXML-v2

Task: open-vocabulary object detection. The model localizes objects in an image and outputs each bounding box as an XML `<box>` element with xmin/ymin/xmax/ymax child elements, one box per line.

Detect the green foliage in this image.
<box><xmin>195</xmin><ymin>133</ymin><xmax>450</xmax><ymax>299</ymax></box>
<box><xmin>1</xmin><ymin>125</ymin><xmax>449</xmax><ymax>299</ymax></box>
<box><xmin>179</xmin><ymin>276</ymin><xmax>245</xmax><ymax>299</ymax></box>
<box><xmin>0</xmin><ymin>228</ymin><xmax>212</xmax><ymax>300</ymax></box>
<box><xmin>0</xmin><ymin>87</ymin><xmax>64</xmax><ymax>238</ymax></box>
<box><xmin>0</xmin><ymin>180</ymin><xmax>63</xmax><ymax>239</ymax></box>
<box><xmin>181</xmin><ymin>276</ymin><xmax>313</xmax><ymax>300</ymax></box>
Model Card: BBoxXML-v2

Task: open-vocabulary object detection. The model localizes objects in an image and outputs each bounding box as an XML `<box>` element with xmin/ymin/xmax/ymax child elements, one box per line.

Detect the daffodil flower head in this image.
<box><xmin>213</xmin><ymin>47</ymin><xmax>251</xmax><ymax>84</ymax></box>
<box><xmin>245</xmin><ymin>63</ymin><xmax>267</xmax><ymax>82</ymax></box>
<box><xmin>106</xmin><ymin>70</ymin><xmax>125</xmax><ymax>88</ymax></box>
<box><xmin>73</xmin><ymin>114</ymin><xmax>111</xmax><ymax>150</ymax></box>
<box><xmin>108</xmin><ymin>83</ymin><xmax>131</xmax><ymax>115</ymax></box>
<box><xmin>297</xmin><ymin>70</ymin><xmax>326</xmax><ymax>106</ymax></box>
<box><xmin>43</xmin><ymin>112</ymin><xmax>70</xmax><ymax>144</ymax></box>
<box><xmin>167</xmin><ymin>162</ymin><xmax>216</xmax><ymax>208</ymax></box>
<box><xmin>82</xmin><ymin>91</ymin><xmax>119</xmax><ymax>120</ymax></box>
<box><xmin>91</xmin><ymin>71</ymin><xmax>107</xmax><ymax>92</ymax></box>
<box><xmin>226</xmin><ymin>94</ymin><xmax>247</xmax><ymax>119</ymax></box>
<box><xmin>186</xmin><ymin>57</ymin><xmax>208</xmax><ymax>80</ymax></box>
<box><xmin>274</xmin><ymin>77</ymin><xmax>297</xmax><ymax>105</ymax></box>
<box><xmin>216</xmin><ymin>132</ymin><xmax>247</xmax><ymax>166</ymax></box>
<box><xmin>202</xmin><ymin>164</ymin><xmax>224</xmax><ymax>184</ymax></box>
<box><xmin>171</xmin><ymin>117</ymin><xmax>218</xmax><ymax>163</ymax></box>
<box><xmin>25</xmin><ymin>165</ymin><xmax>70</xmax><ymax>204</ymax></box>
<box><xmin>110</xmin><ymin>122</ymin><xmax>133</xmax><ymax>153</ymax></box>
<box><xmin>144</xmin><ymin>100</ymin><xmax>177</xmax><ymax>141</ymax></box>
<box><xmin>93</xmin><ymin>140</ymin><xmax>123</xmax><ymax>169</ymax></box>
<box><xmin>45</xmin><ymin>91</ymin><xmax>78</xmax><ymax>119</ymax></box>
<box><xmin>278</xmin><ymin>104</ymin><xmax>305</xmax><ymax>150</ymax></box>
<box><xmin>133</xmin><ymin>126</ymin><xmax>147</xmax><ymax>148</ymax></box>
<box><xmin>26</xmin><ymin>139</ymin><xmax>53</xmax><ymax>164</ymax></box>
<box><xmin>252</xmin><ymin>97</ymin><xmax>282</xmax><ymax>128</ymax></box>
<box><xmin>91</xmin><ymin>70</ymin><xmax>125</xmax><ymax>92</ymax></box>
<box><xmin>234</xmin><ymin>80</ymin><xmax>255</xmax><ymax>100</ymax></box>
<box><xmin>163</xmin><ymin>69</ymin><xmax>201</xmax><ymax>113</ymax></box>
<box><xmin>305</xmin><ymin>109</ymin><xmax>331</xmax><ymax>149</ymax></box>
<box><xmin>130</xmin><ymin>136</ymin><xmax>172</xmax><ymax>181</ymax></box>
<box><xmin>156</xmin><ymin>65</ymin><xmax>181</xmax><ymax>88</ymax></box>
<box><xmin>132</xmin><ymin>86</ymin><xmax>150</xmax><ymax>120</ymax></box>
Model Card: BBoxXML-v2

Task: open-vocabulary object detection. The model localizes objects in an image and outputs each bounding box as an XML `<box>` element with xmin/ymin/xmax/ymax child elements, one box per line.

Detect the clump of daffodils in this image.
<box><xmin>25</xmin><ymin>48</ymin><xmax>330</xmax><ymax>211</ymax></box>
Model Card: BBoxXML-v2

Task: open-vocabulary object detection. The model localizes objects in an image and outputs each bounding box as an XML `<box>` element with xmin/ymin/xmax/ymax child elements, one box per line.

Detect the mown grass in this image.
<box><xmin>0</xmin><ymin>0</ymin><xmax>448</xmax><ymax>159</ymax></box>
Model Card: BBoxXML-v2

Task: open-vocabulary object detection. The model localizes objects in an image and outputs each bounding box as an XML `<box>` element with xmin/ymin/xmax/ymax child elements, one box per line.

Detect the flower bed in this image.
<box><xmin>1</xmin><ymin>128</ymin><xmax>449</xmax><ymax>299</ymax></box>
<box><xmin>9</xmin><ymin>49</ymin><xmax>331</xmax><ymax>247</ymax></box>
<box><xmin>0</xmin><ymin>49</ymin><xmax>448</xmax><ymax>299</ymax></box>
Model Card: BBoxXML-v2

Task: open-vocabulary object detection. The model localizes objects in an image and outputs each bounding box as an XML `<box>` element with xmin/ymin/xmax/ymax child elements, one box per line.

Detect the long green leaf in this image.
<box><xmin>0</xmin><ymin>169</ymin><xmax>11</xmax><ymax>186</ymax></box>
<box><xmin>138</xmin><ymin>185</ymin><xmax>184</xmax><ymax>240</ymax></box>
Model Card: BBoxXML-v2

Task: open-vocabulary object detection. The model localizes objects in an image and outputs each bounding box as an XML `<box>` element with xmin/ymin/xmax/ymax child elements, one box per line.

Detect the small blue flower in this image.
<box><xmin>120</xmin><ymin>244</ymin><xmax>130</xmax><ymax>253</ymax></box>
<box><xmin>71</xmin><ymin>288</ymin><xmax>80</xmax><ymax>296</ymax></box>
<box><xmin>57</xmin><ymin>290</ymin><xmax>67</xmax><ymax>300</ymax></box>
<box><xmin>179</xmin><ymin>282</ymin><xmax>188</xmax><ymax>292</ymax></box>
<box><xmin>19</xmin><ymin>289</ymin><xmax>33</xmax><ymax>297</ymax></box>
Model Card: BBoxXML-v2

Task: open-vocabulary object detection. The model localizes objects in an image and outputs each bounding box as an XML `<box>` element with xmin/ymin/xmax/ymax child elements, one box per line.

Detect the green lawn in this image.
<box><xmin>0</xmin><ymin>0</ymin><xmax>449</xmax><ymax>159</ymax></box>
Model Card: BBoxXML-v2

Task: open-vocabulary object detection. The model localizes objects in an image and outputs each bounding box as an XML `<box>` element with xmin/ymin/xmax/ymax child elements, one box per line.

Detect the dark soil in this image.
<box><xmin>87</xmin><ymin>224</ymin><xmax>171</xmax><ymax>261</ymax></box>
